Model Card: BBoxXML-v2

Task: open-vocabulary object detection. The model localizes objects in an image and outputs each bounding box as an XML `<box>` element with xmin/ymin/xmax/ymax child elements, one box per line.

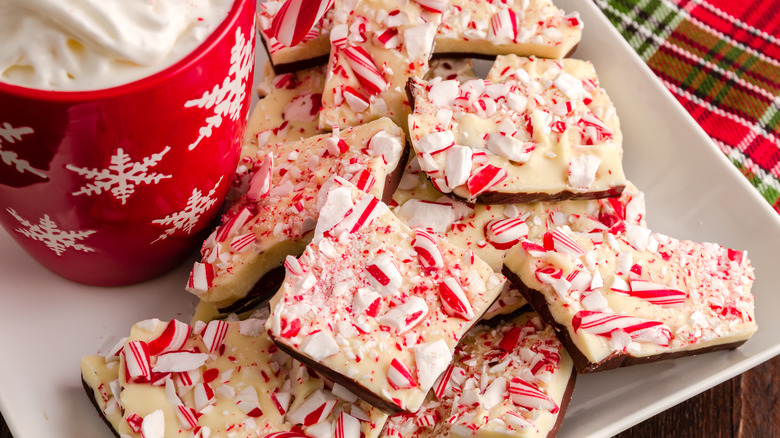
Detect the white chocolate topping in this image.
<box><xmin>187</xmin><ymin>117</ymin><xmax>405</xmax><ymax>311</ymax></box>
<box><xmin>381</xmin><ymin>312</ymin><xmax>574</xmax><ymax>437</ymax></box>
<box><xmin>408</xmin><ymin>55</ymin><xmax>626</xmax><ymax>202</ymax></box>
<box><xmin>503</xmin><ymin>223</ymin><xmax>757</xmax><ymax>365</ymax></box>
<box><xmin>267</xmin><ymin>179</ymin><xmax>506</xmax><ymax>413</ymax></box>
<box><xmin>319</xmin><ymin>0</ymin><xmax>443</xmax><ymax>130</ymax></box>
<box><xmin>80</xmin><ymin>315</ymin><xmax>388</xmax><ymax>438</ymax></box>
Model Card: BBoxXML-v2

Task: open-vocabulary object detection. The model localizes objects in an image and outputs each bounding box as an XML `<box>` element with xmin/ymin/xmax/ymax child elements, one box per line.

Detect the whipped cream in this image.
<box><xmin>0</xmin><ymin>0</ymin><xmax>234</xmax><ymax>91</ymax></box>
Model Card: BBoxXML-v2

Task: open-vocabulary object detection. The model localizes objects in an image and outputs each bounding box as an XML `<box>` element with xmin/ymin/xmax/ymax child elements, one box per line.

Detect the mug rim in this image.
<box><xmin>0</xmin><ymin>0</ymin><xmax>252</xmax><ymax>102</ymax></box>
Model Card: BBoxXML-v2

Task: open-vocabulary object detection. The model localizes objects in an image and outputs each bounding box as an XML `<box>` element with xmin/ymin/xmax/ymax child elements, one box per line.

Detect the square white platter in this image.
<box><xmin>1</xmin><ymin>0</ymin><xmax>779</xmax><ymax>437</ymax></box>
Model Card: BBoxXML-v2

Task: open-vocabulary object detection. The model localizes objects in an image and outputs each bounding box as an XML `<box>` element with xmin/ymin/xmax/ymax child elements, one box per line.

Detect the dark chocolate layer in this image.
<box><xmin>453</xmin><ymin>184</ymin><xmax>626</xmax><ymax>205</ymax></box>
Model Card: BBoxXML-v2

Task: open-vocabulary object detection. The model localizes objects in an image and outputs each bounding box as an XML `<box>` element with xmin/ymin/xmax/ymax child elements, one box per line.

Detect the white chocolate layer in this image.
<box><xmin>267</xmin><ymin>179</ymin><xmax>505</xmax><ymax>413</ymax></box>
<box><xmin>80</xmin><ymin>315</ymin><xmax>388</xmax><ymax>438</ymax></box>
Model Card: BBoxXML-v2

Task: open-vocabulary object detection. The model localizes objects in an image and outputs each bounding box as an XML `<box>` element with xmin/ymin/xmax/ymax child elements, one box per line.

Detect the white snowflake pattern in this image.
<box><xmin>0</xmin><ymin>122</ymin><xmax>46</xmax><ymax>179</ymax></box>
<box><xmin>151</xmin><ymin>176</ymin><xmax>223</xmax><ymax>243</ymax></box>
<box><xmin>6</xmin><ymin>208</ymin><xmax>96</xmax><ymax>256</ymax></box>
<box><xmin>184</xmin><ymin>24</ymin><xmax>255</xmax><ymax>150</ymax></box>
<box><xmin>65</xmin><ymin>146</ymin><xmax>172</xmax><ymax>205</ymax></box>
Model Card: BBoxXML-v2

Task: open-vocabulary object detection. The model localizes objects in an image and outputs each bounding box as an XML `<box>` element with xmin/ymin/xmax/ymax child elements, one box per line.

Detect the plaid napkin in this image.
<box><xmin>594</xmin><ymin>0</ymin><xmax>780</xmax><ymax>214</ymax></box>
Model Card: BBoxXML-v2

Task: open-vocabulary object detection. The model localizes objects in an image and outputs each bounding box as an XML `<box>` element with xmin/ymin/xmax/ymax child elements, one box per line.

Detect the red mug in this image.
<box><xmin>0</xmin><ymin>0</ymin><xmax>256</xmax><ymax>286</ymax></box>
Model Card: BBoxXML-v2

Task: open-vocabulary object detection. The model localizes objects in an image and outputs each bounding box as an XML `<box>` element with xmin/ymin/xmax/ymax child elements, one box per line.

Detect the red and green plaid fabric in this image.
<box><xmin>595</xmin><ymin>0</ymin><xmax>780</xmax><ymax>214</ymax></box>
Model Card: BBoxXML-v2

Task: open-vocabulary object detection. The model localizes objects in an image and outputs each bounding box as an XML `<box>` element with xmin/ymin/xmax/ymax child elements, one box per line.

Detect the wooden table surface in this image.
<box><xmin>1</xmin><ymin>354</ymin><xmax>777</xmax><ymax>437</ymax></box>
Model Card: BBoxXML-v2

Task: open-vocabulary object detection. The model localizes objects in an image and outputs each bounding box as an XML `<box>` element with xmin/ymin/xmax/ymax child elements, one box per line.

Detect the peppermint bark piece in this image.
<box><xmin>81</xmin><ymin>316</ymin><xmax>388</xmax><ymax>438</ymax></box>
<box><xmin>407</xmin><ymin>56</ymin><xmax>626</xmax><ymax>204</ymax></box>
<box><xmin>266</xmin><ymin>179</ymin><xmax>506</xmax><ymax>413</ymax></box>
<box><xmin>258</xmin><ymin>0</ymin><xmax>335</xmax><ymax>73</ymax></box>
<box><xmin>319</xmin><ymin>0</ymin><xmax>442</xmax><ymax>130</ymax></box>
<box><xmin>435</xmin><ymin>0</ymin><xmax>582</xmax><ymax>60</ymax></box>
<box><xmin>502</xmin><ymin>224</ymin><xmax>757</xmax><ymax>373</ymax></box>
<box><xmin>187</xmin><ymin>118</ymin><xmax>408</xmax><ymax>316</ymax></box>
<box><xmin>382</xmin><ymin>312</ymin><xmax>575</xmax><ymax>438</ymax></box>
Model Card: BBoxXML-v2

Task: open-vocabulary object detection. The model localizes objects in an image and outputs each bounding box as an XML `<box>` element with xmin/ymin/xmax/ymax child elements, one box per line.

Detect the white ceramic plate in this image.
<box><xmin>2</xmin><ymin>1</ymin><xmax>779</xmax><ymax>437</ymax></box>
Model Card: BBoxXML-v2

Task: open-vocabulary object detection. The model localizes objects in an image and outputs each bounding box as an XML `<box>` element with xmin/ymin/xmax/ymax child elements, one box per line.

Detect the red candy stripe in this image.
<box><xmin>485</xmin><ymin>218</ymin><xmax>529</xmax><ymax>250</ymax></box>
<box><xmin>626</xmin><ymin>279</ymin><xmax>687</xmax><ymax>307</ymax></box>
<box><xmin>343</xmin><ymin>46</ymin><xmax>388</xmax><ymax>96</ymax></box>
<box><xmin>248</xmin><ymin>154</ymin><xmax>274</xmax><ymax>202</ymax></box>
<box><xmin>201</xmin><ymin>320</ymin><xmax>229</xmax><ymax>353</ymax></box>
<box><xmin>148</xmin><ymin>319</ymin><xmax>192</xmax><ymax>356</ymax></box>
<box><xmin>438</xmin><ymin>277</ymin><xmax>474</xmax><ymax>319</ymax></box>
<box><xmin>269</xmin><ymin>0</ymin><xmax>334</xmax><ymax>47</ymax></box>
<box><xmin>412</xmin><ymin>0</ymin><xmax>447</xmax><ymax>13</ymax></box>
<box><xmin>508</xmin><ymin>377</ymin><xmax>559</xmax><ymax>414</ymax></box>
<box><xmin>350</xmin><ymin>168</ymin><xmax>376</xmax><ymax>193</ymax></box>
<box><xmin>264</xmin><ymin>433</ymin><xmax>310</xmax><ymax>438</ymax></box>
<box><xmin>412</xmin><ymin>229</ymin><xmax>444</xmax><ymax>269</ymax></box>
<box><xmin>123</xmin><ymin>340</ymin><xmax>151</xmax><ymax>383</ymax></box>
<box><xmin>387</xmin><ymin>358</ymin><xmax>417</xmax><ymax>390</ymax></box>
<box><xmin>572</xmin><ymin>310</ymin><xmax>672</xmax><ymax>346</ymax></box>
<box><xmin>466</xmin><ymin>164</ymin><xmax>507</xmax><ymax>197</ymax></box>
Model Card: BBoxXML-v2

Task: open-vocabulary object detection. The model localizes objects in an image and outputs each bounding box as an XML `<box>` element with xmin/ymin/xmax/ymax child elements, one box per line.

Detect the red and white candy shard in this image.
<box><xmin>387</xmin><ymin>358</ymin><xmax>417</xmax><ymax>390</ymax></box>
<box><xmin>287</xmin><ymin>389</ymin><xmax>338</xmax><ymax>426</ymax></box>
<box><xmin>413</xmin><ymin>339</ymin><xmax>452</xmax><ymax>389</ymax></box>
<box><xmin>412</xmin><ymin>229</ymin><xmax>444</xmax><ymax>269</ymax></box>
<box><xmin>378</xmin><ymin>296</ymin><xmax>429</xmax><ymax>333</ymax></box>
<box><xmin>438</xmin><ymin>277</ymin><xmax>475</xmax><ymax>319</ymax></box>
<box><xmin>201</xmin><ymin>320</ymin><xmax>229</xmax><ymax>353</ymax></box>
<box><xmin>335</xmin><ymin>411</ymin><xmax>361</xmax><ymax>438</ymax></box>
<box><xmin>413</xmin><ymin>0</ymin><xmax>447</xmax><ymax>13</ymax></box>
<box><xmin>343</xmin><ymin>46</ymin><xmax>388</xmax><ymax>96</ymax></box>
<box><xmin>625</xmin><ymin>279</ymin><xmax>687</xmax><ymax>307</ymax></box>
<box><xmin>343</xmin><ymin>86</ymin><xmax>371</xmax><ymax>113</ymax></box>
<box><xmin>572</xmin><ymin>310</ymin><xmax>672</xmax><ymax>346</ymax></box>
<box><xmin>485</xmin><ymin>218</ymin><xmax>529</xmax><ymax>250</ymax></box>
<box><xmin>365</xmin><ymin>253</ymin><xmax>403</xmax><ymax>297</ymax></box>
<box><xmin>509</xmin><ymin>377</ymin><xmax>559</xmax><ymax>414</ymax></box>
<box><xmin>187</xmin><ymin>262</ymin><xmax>214</xmax><ymax>293</ymax></box>
<box><xmin>247</xmin><ymin>153</ymin><xmax>273</xmax><ymax>202</ymax></box>
<box><xmin>467</xmin><ymin>164</ymin><xmax>507</xmax><ymax>197</ymax></box>
<box><xmin>123</xmin><ymin>340</ymin><xmax>151</xmax><ymax>383</ymax></box>
<box><xmin>147</xmin><ymin>319</ymin><xmax>191</xmax><ymax>355</ymax></box>
<box><xmin>270</xmin><ymin>0</ymin><xmax>335</xmax><ymax>47</ymax></box>
<box><xmin>265</xmin><ymin>433</ymin><xmax>311</xmax><ymax>438</ymax></box>
<box><xmin>417</xmin><ymin>131</ymin><xmax>455</xmax><ymax>155</ymax></box>
<box><xmin>550</xmin><ymin>227</ymin><xmax>585</xmax><ymax>258</ymax></box>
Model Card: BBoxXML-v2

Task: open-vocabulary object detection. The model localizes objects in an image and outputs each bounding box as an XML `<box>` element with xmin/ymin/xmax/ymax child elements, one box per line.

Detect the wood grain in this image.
<box><xmin>1</xmin><ymin>355</ymin><xmax>778</xmax><ymax>437</ymax></box>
